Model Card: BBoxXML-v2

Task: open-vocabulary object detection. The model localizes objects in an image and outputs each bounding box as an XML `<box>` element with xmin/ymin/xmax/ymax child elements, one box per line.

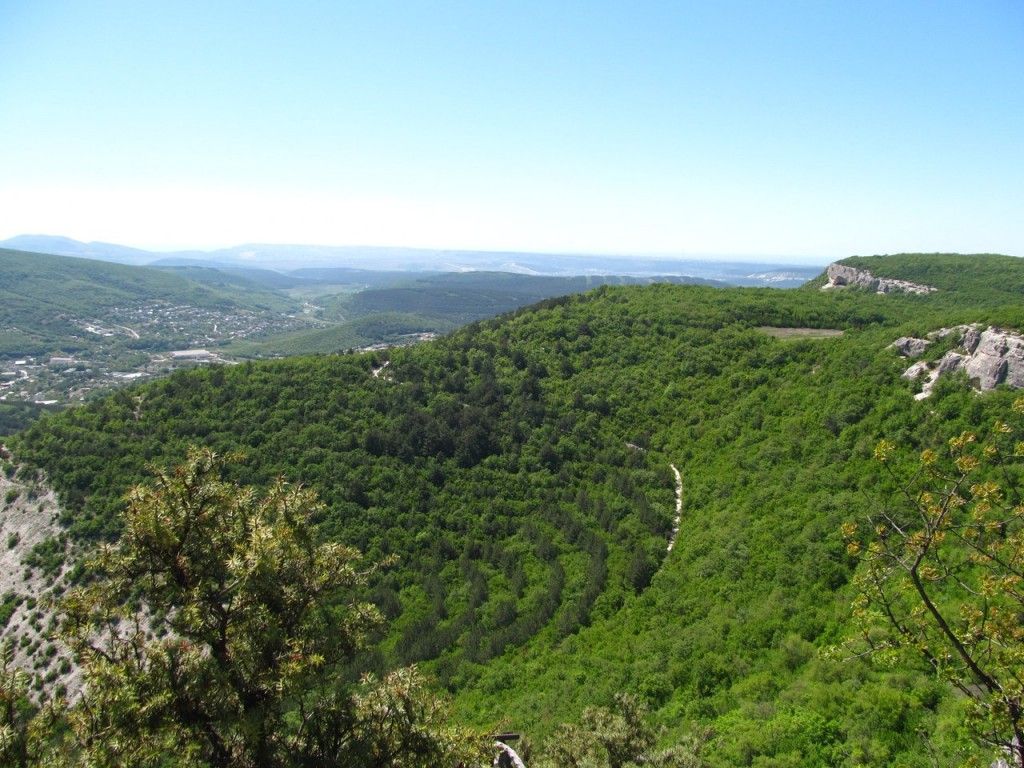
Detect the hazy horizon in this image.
<box><xmin>1</xmin><ymin>233</ymin><xmax>835</xmax><ymax>267</ymax></box>
<box><xmin>1</xmin><ymin>2</ymin><xmax>1021</xmax><ymax>257</ymax></box>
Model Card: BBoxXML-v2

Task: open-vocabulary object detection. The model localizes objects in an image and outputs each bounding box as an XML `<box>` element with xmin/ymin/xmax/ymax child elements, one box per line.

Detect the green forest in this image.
<box><xmin>4</xmin><ymin>253</ymin><xmax>1024</xmax><ymax>765</ymax></box>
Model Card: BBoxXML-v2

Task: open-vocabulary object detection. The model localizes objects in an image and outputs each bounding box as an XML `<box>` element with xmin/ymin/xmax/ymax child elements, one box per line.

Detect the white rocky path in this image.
<box><xmin>667</xmin><ymin>463</ymin><xmax>682</xmax><ymax>552</ymax></box>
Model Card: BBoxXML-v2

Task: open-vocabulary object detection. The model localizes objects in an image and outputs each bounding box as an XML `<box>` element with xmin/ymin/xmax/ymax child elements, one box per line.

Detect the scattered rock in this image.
<box><xmin>926</xmin><ymin>324</ymin><xmax>977</xmax><ymax>342</ymax></box>
<box><xmin>0</xmin><ymin>458</ymin><xmax>81</xmax><ymax>701</ymax></box>
<box><xmin>822</xmin><ymin>264</ymin><xmax>937</xmax><ymax>295</ymax></box>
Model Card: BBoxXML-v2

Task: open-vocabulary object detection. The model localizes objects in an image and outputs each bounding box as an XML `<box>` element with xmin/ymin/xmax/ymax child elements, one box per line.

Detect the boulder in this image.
<box><xmin>891</xmin><ymin>337</ymin><xmax>931</xmax><ymax>357</ymax></box>
<box><xmin>937</xmin><ymin>351</ymin><xmax>967</xmax><ymax>374</ymax></box>
<box><xmin>962</xmin><ymin>326</ymin><xmax>982</xmax><ymax>354</ymax></box>
<box><xmin>902</xmin><ymin>361</ymin><xmax>930</xmax><ymax>380</ymax></box>
<box><xmin>964</xmin><ymin>328</ymin><xmax>1024</xmax><ymax>390</ymax></box>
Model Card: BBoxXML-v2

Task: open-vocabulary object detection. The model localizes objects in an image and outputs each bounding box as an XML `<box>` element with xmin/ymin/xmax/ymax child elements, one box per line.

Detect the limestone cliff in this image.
<box><xmin>822</xmin><ymin>263</ymin><xmax>937</xmax><ymax>295</ymax></box>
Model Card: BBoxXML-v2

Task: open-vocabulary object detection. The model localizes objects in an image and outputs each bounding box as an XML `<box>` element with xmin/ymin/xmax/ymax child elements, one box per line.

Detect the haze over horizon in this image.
<box><xmin>1</xmin><ymin>2</ymin><xmax>1021</xmax><ymax>260</ymax></box>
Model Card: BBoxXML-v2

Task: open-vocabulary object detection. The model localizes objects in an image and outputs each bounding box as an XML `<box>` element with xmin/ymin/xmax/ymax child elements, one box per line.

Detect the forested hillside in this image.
<box><xmin>231</xmin><ymin>271</ymin><xmax>725</xmax><ymax>356</ymax></box>
<box><xmin>0</xmin><ymin>250</ymin><xmax>734</xmax><ymax>432</ymax></box>
<box><xmin>6</xmin><ymin>254</ymin><xmax>1024</xmax><ymax>766</ymax></box>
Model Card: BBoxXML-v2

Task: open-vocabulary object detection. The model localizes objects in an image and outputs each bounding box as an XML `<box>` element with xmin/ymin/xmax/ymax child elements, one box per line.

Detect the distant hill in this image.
<box><xmin>0</xmin><ymin>235</ymin><xmax>181</xmax><ymax>266</ymax></box>
<box><xmin>0</xmin><ymin>248</ymin><xmax>243</xmax><ymax>354</ymax></box>
<box><xmin>0</xmin><ymin>249</ymin><xmax>313</xmax><ymax>431</ymax></box>
<box><xmin>152</xmin><ymin>264</ymin><xmax>313</xmax><ymax>293</ymax></box>
<box><xmin>839</xmin><ymin>252</ymin><xmax>1024</xmax><ymax>305</ymax></box>
<box><xmin>0</xmin><ymin>234</ymin><xmax>824</xmax><ymax>286</ymax></box>
<box><xmin>287</xmin><ymin>266</ymin><xmax>443</xmax><ymax>288</ymax></box>
<box><xmin>0</xmin><ymin>248</ymin><xmax>297</xmax><ymax>351</ymax></box>
<box><xmin>232</xmin><ymin>272</ymin><xmax>729</xmax><ymax>356</ymax></box>
<box><xmin>343</xmin><ymin>271</ymin><xmax>725</xmax><ymax>322</ymax></box>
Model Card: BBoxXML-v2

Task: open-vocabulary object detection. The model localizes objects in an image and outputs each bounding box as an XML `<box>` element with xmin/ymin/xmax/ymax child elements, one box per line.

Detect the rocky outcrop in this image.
<box><xmin>966</xmin><ymin>330</ymin><xmax>1024</xmax><ymax>390</ymax></box>
<box><xmin>822</xmin><ymin>264</ymin><xmax>937</xmax><ymax>295</ymax></box>
<box><xmin>897</xmin><ymin>325</ymin><xmax>1024</xmax><ymax>399</ymax></box>
<box><xmin>0</xmin><ymin>457</ymin><xmax>81</xmax><ymax>701</ymax></box>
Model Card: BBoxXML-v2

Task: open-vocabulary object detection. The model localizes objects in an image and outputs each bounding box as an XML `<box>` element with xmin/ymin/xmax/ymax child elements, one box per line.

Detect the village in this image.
<box><xmin>0</xmin><ymin>300</ymin><xmax>310</xmax><ymax>408</ymax></box>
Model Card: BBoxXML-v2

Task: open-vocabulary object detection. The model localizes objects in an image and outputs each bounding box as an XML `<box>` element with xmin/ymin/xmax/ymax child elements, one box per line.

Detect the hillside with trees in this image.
<box><xmin>3</xmin><ymin>253</ymin><xmax>1024</xmax><ymax>765</ymax></box>
<box><xmin>0</xmin><ymin>249</ymin><xmax>741</xmax><ymax>431</ymax></box>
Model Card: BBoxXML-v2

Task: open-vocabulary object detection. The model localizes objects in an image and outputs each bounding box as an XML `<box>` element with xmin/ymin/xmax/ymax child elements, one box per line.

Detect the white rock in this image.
<box><xmin>898</xmin><ymin>326</ymin><xmax>1024</xmax><ymax>398</ymax></box>
<box><xmin>902</xmin><ymin>361</ymin><xmax>930</xmax><ymax>380</ymax></box>
<box><xmin>822</xmin><ymin>264</ymin><xmax>937</xmax><ymax>295</ymax></box>
<box><xmin>964</xmin><ymin>328</ymin><xmax>1024</xmax><ymax>390</ymax></box>
<box><xmin>891</xmin><ymin>337</ymin><xmax>931</xmax><ymax>357</ymax></box>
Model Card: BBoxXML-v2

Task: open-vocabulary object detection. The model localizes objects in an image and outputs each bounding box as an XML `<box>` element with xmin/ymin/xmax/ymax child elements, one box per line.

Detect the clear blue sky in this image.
<box><xmin>0</xmin><ymin>1</ymin><xmax>1021</xmax><ymax>261</ymax></box>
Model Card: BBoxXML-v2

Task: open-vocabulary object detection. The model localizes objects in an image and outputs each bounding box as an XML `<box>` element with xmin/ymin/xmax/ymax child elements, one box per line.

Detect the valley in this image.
<box><xmin>2</xmin><ymin>251</ymin><xmax>1024</xmax><ymax>766</ymax></box>
<box><xmin>3</xmin><ymin>3</ymin><xmax>1017</xmax><ymax>763</ymax></box>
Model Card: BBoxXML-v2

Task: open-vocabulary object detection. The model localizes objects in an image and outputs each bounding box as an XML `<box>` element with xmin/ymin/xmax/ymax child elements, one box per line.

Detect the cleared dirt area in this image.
<box><xmin>757</xmin><ymin>326</ymin><xmax>844</xmax><ymax>339</ymax></box>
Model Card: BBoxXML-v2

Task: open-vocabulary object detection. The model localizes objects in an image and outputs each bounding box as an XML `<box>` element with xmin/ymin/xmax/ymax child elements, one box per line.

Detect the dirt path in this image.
<box><xmin>667</xmin><ymin>463</ymin><xmax>682</xmax><ymax>552</ymax></box>
<box><xmin>371</xmin><ymin>360</ymin><xmax>390</xmax><ymax>378</ymax></box>
<box><xmin>112</xmin><ymin>323</ymin><xmax>140</xmax><ymax>339</ymax></box>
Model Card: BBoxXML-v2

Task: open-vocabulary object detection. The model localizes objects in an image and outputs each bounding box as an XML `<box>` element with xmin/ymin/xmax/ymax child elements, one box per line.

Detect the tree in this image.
<box><xmin>0</xmin><ymin>641</ymin><xmax>32</xmax><ymax>767</ymax></box>
<box><xmin>56</xmin><ymin>447</ymin><xmax>486</xmax><ymax>767</ymax></box>
<box><xmin>844</xmin><ymin>397</ymin><xmax>1024</xmax><ymax>766</ymax></box>
<box><xmin>0</xmin><ymin>642</ymin><xmax>65</xmax><ymax>768</ymax></box>
<box><xmin>538</xmin><ymin>693</ymin><xmax>707</xmax><ymax>768</ymax></box>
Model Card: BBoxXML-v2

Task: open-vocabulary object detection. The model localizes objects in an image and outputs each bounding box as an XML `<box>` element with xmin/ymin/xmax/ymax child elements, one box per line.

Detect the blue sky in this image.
<box><xmin>0</xmin><ymin>1</ymin><xmax>1021</xmax><ymax>261</ymax></box>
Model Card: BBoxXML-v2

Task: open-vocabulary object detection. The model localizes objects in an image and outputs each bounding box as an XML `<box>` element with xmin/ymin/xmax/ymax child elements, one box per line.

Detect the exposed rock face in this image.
<box><xmin>822</xmin><ymin>263</ymin><xmax>937</xmax><ymax>295</ymax></box>
<box><xmin>891</xmin><ymin>337</ymin><xmax>931</xmax><ymax>357</ymax></box>
<box><xmin>937</xmin><ymin>351</ymin><xmax>969</xmax><ymax>374</ymax></box>
<box><xmin>897</xmin><ymin>325</ymin><xmax>1024</xmax><ymax>399</ymax></box>
<box><xmin>963</xmin><ymin>327</ymin><xmax>981</xmax><ymax>354</ymax></box>
<box><xmin>966</xmin><ymin>330</ymin><xmax>1024</xmax><ymax>390</ymax></box>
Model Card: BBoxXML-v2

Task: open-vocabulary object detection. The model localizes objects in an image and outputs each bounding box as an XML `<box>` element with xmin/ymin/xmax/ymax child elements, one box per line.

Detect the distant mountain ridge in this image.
<box><xmin>0</xmin><ymin>235</ymin><xmax>202</xmax><ymax>266</ymax></box>
<box><xmin>0</xmin><ymin>235</ymin><xmax>824</xmax><ymax>287</ymax></box>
